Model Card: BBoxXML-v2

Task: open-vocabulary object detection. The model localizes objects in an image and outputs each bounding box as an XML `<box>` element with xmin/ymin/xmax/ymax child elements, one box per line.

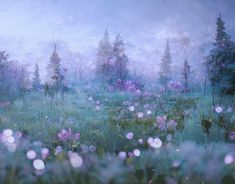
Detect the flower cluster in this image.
<box><xmin>58</xmin><ymin>128</ymin><xmax>80</xmax><ymax>142</ymax></box>
<box><xmin>156</xmin><ymin>115</ymin><xmax>177</xmax><ymax>131</ymax></box>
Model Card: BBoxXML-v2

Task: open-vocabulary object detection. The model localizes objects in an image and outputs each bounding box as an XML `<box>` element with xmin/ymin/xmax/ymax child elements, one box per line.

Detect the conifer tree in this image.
<box><xmin>111</xmin><ymin>34</ymin><xmax>129</xmax><ymax>88</ymax></box>
<box><xmin>207</xmin><ymin>14</ymin><xmax>234</xmax><ymax>94</ymax></box>
<box><xmin>96</xmin><ymin>30</ymin><xmax>112</xmax><ymax>82</ymax></box>
<box><xmin>47</xmin><ymin>44</ymin><xmax>64</xmax><ymax>93</ymax></box>
<box><xmin>32</xmin><ymin>63</ymin><xmax>41</xmax><ymax>91</ymax></box>
<box><xmin>159</xmin><ymin>39</ymin><xmax>172</xmax><ymax>86</ymax></box>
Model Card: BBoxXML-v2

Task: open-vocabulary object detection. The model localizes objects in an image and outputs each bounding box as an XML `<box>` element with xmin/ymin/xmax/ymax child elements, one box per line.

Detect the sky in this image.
<box><xmin>0</xmin><ymin>0</ymin><xmax>235</xmax><ymax>79</ymax></box>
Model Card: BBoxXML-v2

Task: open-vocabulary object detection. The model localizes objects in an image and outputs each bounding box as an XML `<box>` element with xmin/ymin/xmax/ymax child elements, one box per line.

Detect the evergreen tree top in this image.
<box><xmin>214</xmin><ymin>14</ymin><xmax>231</xmax><ymax>48</ymax></box>
<box><xmin>50</xmin><ymin>43</ymin><xmax>61</xmax><ymax>62</ymax></box>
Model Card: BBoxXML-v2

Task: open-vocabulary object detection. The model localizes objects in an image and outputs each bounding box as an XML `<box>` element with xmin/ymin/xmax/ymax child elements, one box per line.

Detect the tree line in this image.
<box><xmin>0</xmin><ymin>14</ymin><xmax>234</xmax><ymax>103</ymax></box>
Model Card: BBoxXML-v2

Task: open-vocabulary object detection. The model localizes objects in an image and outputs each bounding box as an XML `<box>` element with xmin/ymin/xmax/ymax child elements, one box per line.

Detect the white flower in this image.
<box><xmin>3</xmin><ymin>129</ymin><xmax>13</xmax><ymax>137</ymax></box>
<box><xmin>137</xmin><ymin>112</ymin><xmax>144</xmax><ymax>118</ymax></box>
<box><xmin>148</xmin><ymin>137</ymin><xmax>162</xmax><ymax>149</ymax></box>
<box><xmin>33</xmin><ymin>159</ymin><xmax>45</xmax><ymax>170</ymax></box>
<box><xmin>118</xmin><ymin>151</ymin><xmax>127</xmax><ymax>160</ymax></box>
<box><xmin>128</xmin><ymin>106</ymin><xmax>135</xmax><ymax>112</ymax></box>
<box><xmin>68</xmin><ymin>152</ymin><xmax>83</xmax><ymax>168</ymax></box>
<box><xmin>146</xmin><ymin>110</ymin><xmax>152</xmax><ymax>115</ymax></box>
<box><xmin>27</xmin><ymin>150</ymin><xmax>37</xmax><ymax>160</ymax></box>
<box><xmin>215</xmin><ymin>106</ymin><xmax>223</xmax><ymax>113</ymax></box>
<box><xmin>138</xmin><ymin>139</ymin><xmax>144</xmax><ymax>144</ymax></box>
<box><xmin>133</xmin><ymin>149</ymin><xmax>141</xmax><ymax>157</ymax></box>
<box><xmin>7</xmin><ymin>136</ymin><xmax>15</xmax><ymax>143</ymax></box>
<box><xmin>224</xmin><ymin>153</ymin><xmax>234</xmax><ymax>164</ymax></box>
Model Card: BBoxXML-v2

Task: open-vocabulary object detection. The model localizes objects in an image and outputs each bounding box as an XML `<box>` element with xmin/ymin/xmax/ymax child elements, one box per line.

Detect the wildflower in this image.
<box><xmin>148</xmin><ymin>137</ymin><xmax>162</xmax><ymax>149</ymax></box>
<box><xmin>54</xmin><ymin>146</ymin><xmax>63</xmax><ymax>155</ymax></box>
<box><xmin>126</xmin><ymin>132</ymin><xmax>134</xmax><ymax>140</ymax></box>
<box><xmin>167</xmin><ymin>120</ymin><xmax>177</xmax><ymax>129</ymax></box>
<box><xmin>89</xmin><ymin>145</ymin><xmax>96</xmax><ymax>152</ymax></box>
<box><xmin>133</xmin><ymin>149</ymin><xmax>141</xmax><ymax>157</ymax></box>
<box><xmin>27</xmin><ymin>150</ymin><xmax>37</xmax><ymax>160</ymax></box>
<box><xmin>128</xmin><ymin>106</ymin><xmax>135</xmax><ymax>112</ymax></box>
<box><xmin>58</xmin><ymin>129</ymin><xmax>69</xmax><ymax>142</ymax></box>
<box><xmin>68</xmin><ymin>152</ymin><xmax>83</xmax><ymax>168</ymax></box>
<box><xmin>156</xmin><ymin>115</ymin><xmax>167</xmax><ymax>131</ymax></box>
<box><xmin>229</xmin><ymin>131</ymin><xmax>235</xmax><ymax>140</ymax></box>
<box><xmin>118</xmin><ymin>151</ymin><xmax>127</xmax><ymax>160</ymax></box>
<box><xmin>215</xmin><ymin>106</ymin><xmax>223</xmax><ymax>113</ymax></box>
<box><xmin>33</xmin><ymin>159</ymin><xmax>45</xmax><ymax>170</ymax></box>
<box><xmin>3</xmin><ymin>129</ymin><xmax>13</xmax><ymax>137</ymax></box>
<box><xmin>138</xmin><ymin>139</ymin><xmax>144</xmax><ymax>144</ymax></box>
<box><xmin>41</xmin><ymin>148</ymin><xmax>50</xmax><ymax>160</ymax></box>
<box><xmin>224</xmin><ymin>153</ymin><xmax>234</xmax><ymax>164</ymax></box>
<box><xmin>146</xmin><ymin>110</ymin><xmax>152</xmax><ymax>115</ymax></box>
<box><xmin>128</xmin><ymin>152</ymin><xmax>134</xmax><ymax>157</ymax></box>
<box><xmin>7</xmin><ymin>136</ymin><xmax>15</xmax><ymax>144</ymax></box>
<box><xmin>15</xmin><ymin>131</ymin><xmax>22</xmax><ymax>139</ymax></box>
<box><xmin>74</xmin><ymin>133</ymin><xmax>80</xmax><ymax>141</ymax></box>
<box><xmin>137</xmin><ymin>112</ymin><xmax>144</xmax><ymax>118</ymax></box>
<box><xmin>88</xmin><ymin>97</ymin><xmax>93</xmax><ymax>101</ymax></box>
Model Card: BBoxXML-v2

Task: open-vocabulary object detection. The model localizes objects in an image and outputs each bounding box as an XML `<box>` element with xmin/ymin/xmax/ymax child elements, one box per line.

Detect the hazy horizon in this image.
<box><xmin>1</xmin><ymin>0</ymin><xmax>235</xmax><ymax>80</ymax></box>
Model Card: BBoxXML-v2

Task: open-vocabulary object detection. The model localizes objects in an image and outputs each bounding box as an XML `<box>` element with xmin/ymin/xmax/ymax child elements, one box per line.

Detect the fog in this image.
<box><xmin>0</xmin><ymin>0</ymin><xmax>235</xmax><ymax>80</ymax></box>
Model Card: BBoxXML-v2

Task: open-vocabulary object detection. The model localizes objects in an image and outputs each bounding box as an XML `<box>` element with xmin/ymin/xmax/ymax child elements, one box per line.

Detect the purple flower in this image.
<box><xmin>156</xmin><ymin>115</ymin><xmax>167</xmax><ymax>131</ymax></box>
<box><xmin>167</xmin><ymin>120</ymin><xmax>177</xmax><ymax>129</ymax></box>
<box><xmin>229</xmin><ymin>131</ymin><xmax>235</xmax><ymax>140</ymax></box>
<box><xmin>126</xmin><ymin>132</ymin><xmax>134</xmax><ymax>140</ymax></box>
<box><xmin>58</xmin><ymin>129</ymin><xmax>69</xmax><ymax>142</ymax></box>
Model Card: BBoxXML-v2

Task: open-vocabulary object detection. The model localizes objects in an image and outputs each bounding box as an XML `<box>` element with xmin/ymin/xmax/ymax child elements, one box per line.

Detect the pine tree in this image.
<box><xmin>111</xmin><ymin>34</ymin><xmax>129</xmax><ymax>88</ymax></box>
<box><xmin>32</xmin><ymin>63</ymin><xmax>41</xmax><ymax>91</ymax></box>
<box><xmin>182</xmin><ymin>58</ymin><xmax>191</xmax><ymax>91</ymax></box>
<box><xmin>159</xmin><ymin>39</ymin><xmax>172</xmax><ymax>86</ymax></box>
<box><xmin>207</xmin><ymin>14</ymin><xmax>234</xmax><ymax>94</ymax></box>
<box><xmin>96</xmin><ymin>29</ymin><xmax>112</xmax><ymax>82</ymax></box>
<box><xmin>47</xmin><ymin>44</ymin><xmax>64</xmax><ymax>92</ymax></box>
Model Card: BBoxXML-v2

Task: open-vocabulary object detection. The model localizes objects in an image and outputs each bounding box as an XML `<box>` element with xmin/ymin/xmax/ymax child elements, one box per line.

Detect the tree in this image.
<box><xmin>0</xmin><ymin>51</ymin><xmax>29</xmax><ymax>101</ymax></box>
<box><xmin>96</xmin><ymin>29</ymin><xmax>112</xmax><ymax>82</ymax></box>
<box><xmin>182</xmin><ymin>58</ymin><xmax>191</xmax><ymax>91</ymax></box>
<box><xmin>32</xmin><ymin>63</ymin><xmax>41</xmax><ymax>91</ymax></box>
<box><xmin>206</xmin><ymin>14</ymin><xmax>235</xmax><ymax>95</ymax></box>
<box><xmin>111</xmin><ymin>34</ymin><xmax>129</xmax><ymax>88</ymax></box>
<box><xmin>47</xmin><ymin>44</ymin><xmax>64</xmax><ymax>93</ymax></box>
<box><xmin>159</xmin><ymin>39</ymin><xmax>172</xmax><ymax>86</ymax></box>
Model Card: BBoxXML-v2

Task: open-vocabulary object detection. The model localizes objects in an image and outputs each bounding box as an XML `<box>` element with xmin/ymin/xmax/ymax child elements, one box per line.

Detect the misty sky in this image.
<box><xmin>0</xmin><ymin>0</ymin><xmax>235</xmax><ymax>79</ymax></box>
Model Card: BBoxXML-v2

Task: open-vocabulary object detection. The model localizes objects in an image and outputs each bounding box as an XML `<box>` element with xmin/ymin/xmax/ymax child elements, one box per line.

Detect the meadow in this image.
<box><xmin>0</xmin><ymin>82</ymin><xmax>234</xmax><ymax>184</ymax></box>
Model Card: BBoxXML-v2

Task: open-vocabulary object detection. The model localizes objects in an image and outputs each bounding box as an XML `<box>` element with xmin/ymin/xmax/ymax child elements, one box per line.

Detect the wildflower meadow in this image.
<box><xmin>0</xmin><ymin>0</ymin><xmax>235</xmax><ymax>184</ymax></box>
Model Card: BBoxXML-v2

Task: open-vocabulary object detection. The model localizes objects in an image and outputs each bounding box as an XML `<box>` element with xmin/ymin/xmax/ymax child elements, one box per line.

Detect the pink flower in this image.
<box><xmin>58</xmin><ymin>129</ymin><xmax>69</xmax><ymax>142</ymax></box>
<box><xmin>41</xmin><ymin>148</ymin><xmax>50</xmax><ymax>160</ymax></box>
<box><xmin>167</xmin><ymin>120</ymin><xmax>177</xmax><ymax>129</ymax></box>
<box><xmin>156</xmin><ymin>115</ymin><xmax>167</xmax><ymax>131</ymax></box>
<box><xmin>126</xmin><ymin>132</ymin><xmax>134</xmax><ymax>140</ymax></box>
